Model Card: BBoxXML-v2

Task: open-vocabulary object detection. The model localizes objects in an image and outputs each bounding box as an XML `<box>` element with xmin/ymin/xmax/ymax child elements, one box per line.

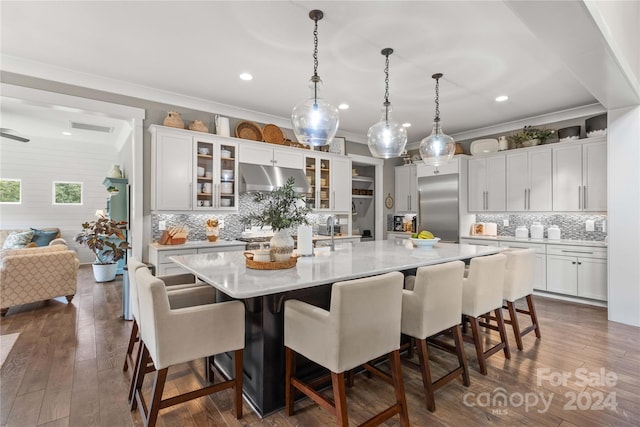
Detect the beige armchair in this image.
<box><xmin>0</xmin><ymin>244</ymin><xmax>79</xmax><ymax>316</ymax></box>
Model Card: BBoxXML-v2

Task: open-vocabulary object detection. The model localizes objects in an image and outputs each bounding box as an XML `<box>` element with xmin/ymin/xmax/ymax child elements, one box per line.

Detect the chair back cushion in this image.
<box><xmin>402</xmin><ymin>261</ymin><xmax>465</xmax><ymax>339</ymax></box>
<box><xmin>331</xmin><ymin>271</ymin><xmax>404</xmax><ymax>372</ymax></box>
<box><xmin>503</xmin><ymin>249</ymin><xmax>536</xmax><ymax>302</ymax></box>
<box><xmin>462</xmin><ymin>253</ymin><xmax>507</xmax><ymax>317</ymax></box>
<box><xmin>127</xmin><ymin>257</ymin><xmax>150</xmax><ymax>321</ymax></box>
<box><xmin>135</xmin><ymin>267</ymin><xmax>173</xmax><ymax>366</ymax></box>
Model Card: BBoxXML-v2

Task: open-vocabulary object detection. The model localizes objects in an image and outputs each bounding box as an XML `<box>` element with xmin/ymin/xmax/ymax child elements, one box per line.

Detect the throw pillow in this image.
<box><xmin>2</xmin><ymin>230</ymin><xmax>35</xmax><ymax>249</ymax></box>
<box><xmin>30</xmin><ymin>228</ymin><xmax>59</xmax><ymax>247</ymax></box>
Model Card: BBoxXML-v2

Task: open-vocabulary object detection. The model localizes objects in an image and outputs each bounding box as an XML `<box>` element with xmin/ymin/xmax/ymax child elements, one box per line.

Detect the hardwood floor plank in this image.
<box><xmin>36</xmin><ymin>386</ymin><xmax>71</xmax><ymax>425</ymax></box>
<box><xmin>5</xmin><ymin>389</ymin><xmax>45</xmax><ymax>427</ymax></box>
<box><xmin>68</xmin><ymin>359</ymin><xmax>100</xmax><ymax>427</ymax></box>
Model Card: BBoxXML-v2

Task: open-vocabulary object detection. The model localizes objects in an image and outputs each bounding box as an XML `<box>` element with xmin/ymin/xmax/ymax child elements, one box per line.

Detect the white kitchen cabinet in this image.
<box><xmin>499</xmin><ymin>241</ymin><xmax>547</xmax><ymax>291</ymax></box>
<box><xmin>552</xmin><ymin>138</ymin><xmax>606</xmax><ymax>212</ymax></box>
<box><xmin>417</xmin><ymin>158</ymin><xmax>459</xmax><ymax>177</ymax></box>
<box><xmin>395</xmin><ymin>165</ymin><xmax>417</xmax><ymax>213</ymax></box>
<box><xmin>546</xmin><ymin>245</ymin><xmax>607</xmax><ymax>301</ymax></box>
<box><xmin>468</xmin><ymin>155</ymin><xmax>506</xmax><ymax>212</ymax></box>
<box><xmin>459</xmin><ymin>237</ymin><xmax>500</xmax><ymax>247</ymax></box>
<box><xmin>150</xmin><ymin>125</ymin><xmax>239</xmax><ymax>211</ymax></box>
<box><xmin>506</xmin><ymin>149</ymin><xmax>552</xmax><ymax>211</ymax></box>
<box><xmin>305</xmin><ymin>153</ymin><xmax>350</xmax><ymax>212</ymax></box>
<box><xmin>239</xmin><ymin>142</ymin><xmax>303</xmax><ymax>169</ymax></box>
<box><xmin>149</xmin><ymin>243</ymin><xmax>246</xmax><ymax>276</ymax></box>
<box><xmin>150</xmin><ymin>125</ymin><xmax>194</xmax><ymax>210</ymax></box>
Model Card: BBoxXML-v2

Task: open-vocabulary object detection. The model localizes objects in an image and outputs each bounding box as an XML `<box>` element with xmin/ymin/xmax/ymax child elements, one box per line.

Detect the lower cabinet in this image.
<box><xmin>499</xmin><ymin>241</ymin><xmax>547</xmax><ymax>291</ymax></box>
<box><xmin>546</xmin><ymin>245</ymin><xmax>607</xmax><ymax>301</ymax></box>
<box><xmin>459</xmin><ymin>237</ymin><xmax>500</xmax><ymax>247</ymax></box>
<box><xmin>149</xmin><ymin>243</ymin><xmax>246</xmax><ymax>276</ymax></box>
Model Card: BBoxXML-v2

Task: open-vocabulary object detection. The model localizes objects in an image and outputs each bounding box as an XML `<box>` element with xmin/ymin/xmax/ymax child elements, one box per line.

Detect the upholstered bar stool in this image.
<box><xmin>502</xmin><ymin>248</ymin><xmax>541</xmax><ymax>350</ymax></box>
<box><xmin>461</xmin><ymin>253</ymin><xmax>510</xmax><ymax>375</ymax></box>
<box><xmin>284</xmin><ymin>271</ymin><xmax>410</xmax><ymax>427</ymax></box>
<box><xmin>401</xmin><ymin>260</ymin><xmax>469</xmax><ymax>412</ymax></box>
<box><xmin>123</xmin><ymin>257</ymin><xmax>206</xmax><ymax>374</ymax></box>
<box><xmin>131</xmin><ymin>267</ymin><xmax>244</xmax><ymax>427</ymax></box>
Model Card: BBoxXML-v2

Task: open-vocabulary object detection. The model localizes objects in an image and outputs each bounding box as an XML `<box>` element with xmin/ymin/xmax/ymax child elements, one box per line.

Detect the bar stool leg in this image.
<box><xmin>495</xmin><ymin>308</ymin><xmax>511</xmax><ymax>359</ymax></box>
<box><xmin>331</xmin><ymin>372</ymin><xmax>348</xmax><ymax>427</ymax></box>
<box><xmin>390</xmin><ymin>350</ymin><xmax>410</xmax><ymax>427</ymax></box>
<box><xmin>416</xmin><ymin>338</ymin><xmax>436</xmax><ymax>411</ymax></box>
<box><xmin>452</xmin><ymin>324</ymin><xmax>470</xmax><ymax>386</ymax></box>
<box><xmin>469</xmin><ymin>316</ymin><xmax>487</xmax><ymax>375</ymax></box>
<box><xmin>285</xmin><ymin>347</ymin><xmax>296</xmax><ymax>416</ymax></box>
<box><xmin>526</xmin><ymin>295</ymin><xmax>542</xmax><ymax>338</ymax></box>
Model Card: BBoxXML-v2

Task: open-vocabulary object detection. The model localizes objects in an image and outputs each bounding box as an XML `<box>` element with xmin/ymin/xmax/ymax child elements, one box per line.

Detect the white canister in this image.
<box><xmin>530</xmin><ymin>222</ymin><xmax>544</xmax><ymax>239</ymax></box>
<box><xmin>547</xmin><ymin>225</ymin><xmax>561</xmax><ymax>240</ymax></box>
<box><xmin>215</xmin><ymin>115</ymin><xmax>230</xmax><ymax>137</ymax></box>
<box><xmin>515</xmin><ymin>226</ymin><xmax>529</xmax><ymax>239</ymax></box>
<box><xmin>498</xmin><ymin>136</ymin><xmax>509</xmax><ymax>151</ymax></box>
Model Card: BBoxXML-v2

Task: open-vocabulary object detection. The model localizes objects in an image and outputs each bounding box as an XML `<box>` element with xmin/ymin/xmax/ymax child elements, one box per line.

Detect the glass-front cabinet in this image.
<box><xmin>194</xmin><ymin>136</ymin><xmax>238</xmax><ymax>211</ymax></box>
<box><xmin>304</xmin><ymin>153</ymin><xmax>351</xmax><ymax>213</ymax></box>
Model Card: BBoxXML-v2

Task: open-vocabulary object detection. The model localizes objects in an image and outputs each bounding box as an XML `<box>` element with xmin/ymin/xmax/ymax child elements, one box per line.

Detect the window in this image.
<box><xmin>0</xmin><ymin>179</ymin><xmax>21</xmax><ymax>203</ymax></box>
<box><xmin>53</xmin><ymin>181</ymin><xmax>83</xmax><ymax>205</ymax></box>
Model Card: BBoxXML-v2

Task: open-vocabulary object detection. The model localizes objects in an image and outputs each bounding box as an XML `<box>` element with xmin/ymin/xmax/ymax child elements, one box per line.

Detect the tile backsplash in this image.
<box><xmin>476</xmin><ymin>213</ymin><xmax>607</xmax><ymax>241</ymax></box>
<box><xmin>151</xmin><ymin>193</ymin><xmax>348</xmax><ymax>241</ymax></box>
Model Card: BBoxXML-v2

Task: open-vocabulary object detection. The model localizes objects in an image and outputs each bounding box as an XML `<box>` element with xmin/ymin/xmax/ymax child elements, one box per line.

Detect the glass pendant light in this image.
<box><xmin>419</xmin><ymin>73</ymin><xmax>456</xmax><ymax>167</ymax></box>
<box><xmin>291</xmin><ymin>9</ymin><xmax>339</xmax><ymax>147</ymax></box>
<box><xmin>367</xmin><ymin>48</ymin><xmax>407</xmax><ymax>159</ymax></box>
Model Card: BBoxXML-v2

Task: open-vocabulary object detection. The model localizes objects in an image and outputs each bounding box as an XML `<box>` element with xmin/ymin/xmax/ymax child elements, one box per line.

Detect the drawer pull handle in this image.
<box><xmin>561</xmin><ymin>250</ymin><xmax>593</xmax><ymax>254</ymax></box>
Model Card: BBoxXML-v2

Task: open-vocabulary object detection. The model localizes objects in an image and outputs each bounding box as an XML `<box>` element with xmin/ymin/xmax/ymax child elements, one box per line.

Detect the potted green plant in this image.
<box><xmin>242</xmin><ymin>177</ymin><xmax>311</xmax><ymax>261</ymax></box>
<box><xmin>508</xmin><ymin>125</ymin><xmax>555</xmax><ymax>148</ymax></box>
<box><xmin>75</xmin><ymin>216</ymin><xmax>130</xmax><ymax>282</ymax></box>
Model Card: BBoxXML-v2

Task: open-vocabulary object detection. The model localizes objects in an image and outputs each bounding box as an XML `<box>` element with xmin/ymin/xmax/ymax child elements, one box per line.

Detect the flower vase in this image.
<box><xmin>270</xmin><ymin>230</ymin><xmax>294</xmax><ymax>262</ymax></box>
<box><xmin>206</xmin><ymin>226</ymin><xmax>219</xmax><ymax>242</ymax></box>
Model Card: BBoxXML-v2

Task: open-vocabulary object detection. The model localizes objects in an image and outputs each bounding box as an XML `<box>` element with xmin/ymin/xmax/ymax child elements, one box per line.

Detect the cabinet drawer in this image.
<box><xmin>157</xmin><ymin>248</ymin><xmax>197</xmax><ymax>264</ymax></box>
<box><xmin>499</xmin><ymin>241</ymin><xmax>546</xmax><ymax>254</ymax></box>
<box><xmin>158</xmin><ymin>264</ymin><xmax>191</xmax><ymax>276</ymax></box>
<box><xmin>546</xmin><ymin>245</ymin><xmax>607</xmax><ymax>259</ymax></box>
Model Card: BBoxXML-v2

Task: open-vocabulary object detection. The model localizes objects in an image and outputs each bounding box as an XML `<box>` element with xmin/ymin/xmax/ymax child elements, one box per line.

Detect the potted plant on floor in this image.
<box><xmin>242</xmin><ymin>177</ymin><xmax>311</xmax><ymax>261</ymax></box>
<box><xmin>75</xmin><ymin>216</ymin><xmax>130</xmax><ymax>282</ymax></box>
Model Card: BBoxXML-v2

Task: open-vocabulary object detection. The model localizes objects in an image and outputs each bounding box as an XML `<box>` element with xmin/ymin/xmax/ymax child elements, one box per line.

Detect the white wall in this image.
<box><xmin>0</xmin><ymin>136</ymin><xmax>118</xmax><ymax>263</ymax></box>
<box><xmin>607</xmin><ymin>105</ymin><xmax>640</xmax><ymax>326</ymax></box>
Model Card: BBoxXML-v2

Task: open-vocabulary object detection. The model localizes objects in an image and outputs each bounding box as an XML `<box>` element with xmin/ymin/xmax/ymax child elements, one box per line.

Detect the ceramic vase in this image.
<box><xmin>270</xmin><ymin>229</ymin><xmax>294</xmax><ymax>262</ymax></box>
<box><xmin>108</xmin><ymin>164</ymin><xmax>123</xmax><ymax>179</ymax></box>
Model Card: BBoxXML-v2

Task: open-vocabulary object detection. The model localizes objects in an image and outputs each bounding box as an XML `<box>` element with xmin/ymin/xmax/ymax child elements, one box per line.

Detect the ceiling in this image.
<box><xmin>0</xmin><ymin>1</ymin><xmax>604</xmax><ymax>145</ymax></box>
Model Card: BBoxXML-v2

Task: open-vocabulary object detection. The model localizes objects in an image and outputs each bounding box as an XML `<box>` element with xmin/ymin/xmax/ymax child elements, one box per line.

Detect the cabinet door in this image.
<box><xmin>506</xmin><ymin>152</ymin><xmax>528</xmax><ymax>211</ymax></box>
<box><xmin>216</xmin><ymin>141</ymin><xmax>238</xmax><ymax>210</ymax></box>
<box><xmin>273</xmin><ymin>148</ymin><xmax>304</xmax><ymax>169</ymax></box>
<box><xmin>528</xmin><ymin>149</ymin><xmax>552</xmax><ymax>211</ymax></box>
<box><xmin>546</xmin><ymin>255</ymin><xmax>578</xmax><ymax>295</ymax></box>
<box><xmin>395</xmin><ymin>166</ymin><xmax>417</xmax><ymax>213</ymax></box>
<box><xmin>553</xmin><ymin>145</ymin><xmax>582</xmax><ymax>211</ymax></box>
<box><xmin>533</xmin><ymin>254</ymin><xmax>547</xmax><ymax>291</ymax></box>
<box><xmin>578</xmin><ymin>257</ymin><xmax>607</xmax><ymax>300</ymax></box>
<box><xmin>330</xmin><ymin>156</ymin><xmax>351</xmax><ymax>212</ymax></box>
<box><xmin>467</xmin><ymin>159</ymin><xmax>487</xmax><ymax>212</ymax></box>
<box><xmin>239</xmin><ymin>143</ymin><xmax>273</xmax><ymax>166</ymax></box>
<box><xmin>582</xmin><ymin>140</ymin><xmax>607</xmax><ymax>211</ymax></box>
<box><xmin>304</xmin><ymin>156</ymin><xmax>318</xmax><ymax>210</ymax></box>
<box><xmin>152</xmin><ymin>129</ymin><xmax>193</xmax><ymax>210</ymax></box>
<box><xmin>486</xmin><ymin>156</ymin><xmax>506</xmax><ymax>211</ymax></box>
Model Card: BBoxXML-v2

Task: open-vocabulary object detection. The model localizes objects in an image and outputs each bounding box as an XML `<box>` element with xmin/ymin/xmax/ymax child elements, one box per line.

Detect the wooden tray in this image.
<box><xmin>235</xmin><ymin>121</ymin><xmax>263</xmax><ymax>141</ymax></box>
<box><xmin>244</xmin><ymin>252</ymin><xmax>298</xmax><ymax>270</ymax></box>
<box><xmin>263</xmin><ymin>124</ymin><xmax>284</xmax><ymax>145</ymax></box>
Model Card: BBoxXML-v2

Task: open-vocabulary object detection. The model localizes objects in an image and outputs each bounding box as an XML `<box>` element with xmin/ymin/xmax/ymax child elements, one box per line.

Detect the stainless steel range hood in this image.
<box><xmin>239</xmin><ymin>163</ymin><xmax>311</xmax><ymax>193</ymax></box>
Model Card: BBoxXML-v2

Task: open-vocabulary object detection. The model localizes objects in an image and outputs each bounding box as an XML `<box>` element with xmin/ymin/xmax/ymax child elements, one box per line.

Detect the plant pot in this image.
<box><xmin>270</xmin><ymin>230</ymin><xmax>294</xmax><ymax>262</ymax></box>
<box><xmin>92</xmin><ymin>263</ymin><xmax>118</xmax><ymax>282</ymax></box>
<box><xmin>521</xmin><ymin>138</ymin><xmax>540</xmax><ymax>147</ymax></box>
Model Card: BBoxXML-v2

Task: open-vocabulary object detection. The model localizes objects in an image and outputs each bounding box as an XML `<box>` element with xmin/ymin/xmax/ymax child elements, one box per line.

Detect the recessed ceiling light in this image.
<box><xmin>495</xmin><ymin>95</ymin><xmax>509</xmax><ymax>102</ymax></box>
<box><xmin>239</xmin><ymin>73</ymin><xmax>253</xmax><ymax>81</ymax></box>
<box><xmin>402</xmin><ymin>123</ymin><xmax>411</xmax><ymax>128</ymax></box>
<box><xmin>62</xmin><ymin>131</ymin><xmax>72</xmax><ymax>136</ymax></box>
<box><xmin>338</xmin><ymin>103</ymin><xmax>349</xmax><ymax>110</ymax></box>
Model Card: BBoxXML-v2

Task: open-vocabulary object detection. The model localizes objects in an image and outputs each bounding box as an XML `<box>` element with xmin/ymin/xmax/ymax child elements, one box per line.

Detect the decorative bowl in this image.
<box><xmin>409</xmin><ymin>237</ymin><xmax>440</xmax><ymax>247</ymax></box>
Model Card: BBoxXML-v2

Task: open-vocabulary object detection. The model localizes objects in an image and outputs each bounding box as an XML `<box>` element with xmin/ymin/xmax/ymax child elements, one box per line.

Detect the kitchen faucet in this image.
<box><xmin>326</xmin><ymin>215</ymin><xmax>335</xmax><ymax>252</ymax></box>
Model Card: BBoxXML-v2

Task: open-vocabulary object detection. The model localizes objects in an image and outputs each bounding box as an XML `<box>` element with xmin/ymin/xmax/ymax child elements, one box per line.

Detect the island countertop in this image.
<box><xmin>170</xmin><ymin>239</ymin><xmax>501</xmax><ymax>299</ymax></box>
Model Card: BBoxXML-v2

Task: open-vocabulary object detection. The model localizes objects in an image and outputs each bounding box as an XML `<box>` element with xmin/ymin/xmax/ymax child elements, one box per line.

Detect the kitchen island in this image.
<box><xmin>171</xmin><ymin>239</ymin><xmax>501</xmax><ymax>416</ymax></box>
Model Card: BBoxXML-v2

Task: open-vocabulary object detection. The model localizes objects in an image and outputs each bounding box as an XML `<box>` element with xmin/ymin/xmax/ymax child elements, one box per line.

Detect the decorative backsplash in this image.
<box><xmin>476</xmin><ymin>213</ymin><xmax>607</xmax><ymax>241</ymax></box>
<box><xmin>151</xmin><ymin>193</ymin><xmax>348</xmax><ymax>241</ymax></box>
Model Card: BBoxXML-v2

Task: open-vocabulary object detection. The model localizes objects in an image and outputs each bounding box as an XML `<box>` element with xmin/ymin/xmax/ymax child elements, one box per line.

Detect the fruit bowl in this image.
<box><xmin>409</xmin><ymin>237</ymin><xmax>440</xmax><ymax>247</ymax></box>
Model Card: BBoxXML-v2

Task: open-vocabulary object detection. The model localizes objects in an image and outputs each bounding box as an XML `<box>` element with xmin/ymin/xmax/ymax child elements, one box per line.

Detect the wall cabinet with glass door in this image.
<box><xmin>304</xmin><ymin>154</ymin><xmax>350</xmax><ymax>212</ymax></box>
<box><xmin>194</xmin><ymin>135</ymin><xmax>238</xmax><ymax>211</ymax></box>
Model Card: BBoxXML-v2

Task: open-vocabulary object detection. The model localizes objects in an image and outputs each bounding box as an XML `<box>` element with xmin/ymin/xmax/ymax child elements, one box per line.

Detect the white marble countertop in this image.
<box><xmin>170</xmin><ymin>240</ymin><xmax>501</xmax><ymax>299</ymax></box>
<box><xmin>460</xmin><ymin>235</ymin><xmax>607</xmax><ymax>248</ymax></box>
<box><xmin>149</xmin><ymin>240</ymin><xmax>247</xmax><ymax>250</ymax></box>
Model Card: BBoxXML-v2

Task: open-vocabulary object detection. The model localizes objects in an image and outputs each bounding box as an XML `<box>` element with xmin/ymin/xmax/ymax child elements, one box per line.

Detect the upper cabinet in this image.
<box><xmin>239</xmin><ymin>141</ymin><xmax>303</xmax><ymax>169</ymax></box>
<box><xmin>149</xmin><ymin>125</ymin><xmax>238</xmax><ymax>211</ymax></box>
<box><xmin>395</xmin><ymin>165</ymin><xmax>417</xmax><ymax>213</ymax></box>
<box><xmin>468</xmin><ymin>155</ymin><xmax>506</xmax><ymax>212</ymax></box>
<box><xmin>552</xmin><ymin>138</ymin><xmax>606</xmax><ymax>211</ymax></box>
<box><xmin>305</xmin><ymin>153</ymin><xmax>351</xmax><ymax>213</ymax></box>
<box><xmin>506</xmin><ymin>149</ymin><xmax>552</xmax><ymax>211</ymax></box>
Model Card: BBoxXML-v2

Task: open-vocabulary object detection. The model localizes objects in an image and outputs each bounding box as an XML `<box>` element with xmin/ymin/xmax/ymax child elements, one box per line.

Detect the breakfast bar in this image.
<box><xmin>171</xmin><ymin>239</ymin><xmax>501</xmax><ymax>416</ymax></box>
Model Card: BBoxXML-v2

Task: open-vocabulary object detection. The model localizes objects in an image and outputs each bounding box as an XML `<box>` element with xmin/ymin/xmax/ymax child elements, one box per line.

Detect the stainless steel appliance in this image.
<box><xmin>392</xmin><ymin>215</ymin><xmax>416</xmax><ymax>232</ymax></box>
<box><xmin>417</xmin><ymin>174</ymin><xmax>459</xmax><ymax>243</ymax></box>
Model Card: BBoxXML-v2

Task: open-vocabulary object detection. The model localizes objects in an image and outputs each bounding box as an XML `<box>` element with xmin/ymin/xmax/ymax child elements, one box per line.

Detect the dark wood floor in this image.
<box><xmin>1</xmin><ymin>265</ymin><xmax>639</xmax><ymax>426</ymax></box>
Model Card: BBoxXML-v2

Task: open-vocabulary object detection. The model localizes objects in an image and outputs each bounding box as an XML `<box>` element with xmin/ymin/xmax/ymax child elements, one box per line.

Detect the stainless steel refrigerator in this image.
<box><xmin>417</xmin><ymin>174</ymin><xmax>459</xmax><ymax>243</ymax></box>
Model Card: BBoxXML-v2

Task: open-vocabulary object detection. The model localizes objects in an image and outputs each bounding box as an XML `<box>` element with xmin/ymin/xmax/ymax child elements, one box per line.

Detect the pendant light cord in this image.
<box><xmin>312</xmin><ymin>16</ymin><xmax>319</xmax><ymax>102</ymax></box>
<box><xmin>384</xmin><ymin>53</ymin><xmax>390</xmax><ymax>122</ymax></box>
<box><xmin>434</xmin><ymin>75</ymin><xmax>441</xmax><ymax>123</ymax></box>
